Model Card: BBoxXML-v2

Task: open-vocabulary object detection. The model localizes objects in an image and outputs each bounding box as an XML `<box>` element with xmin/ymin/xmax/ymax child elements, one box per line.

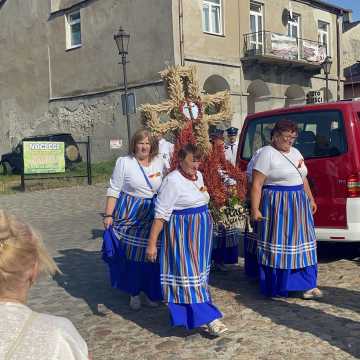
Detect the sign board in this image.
<box><xmin>23</xmin><ymin>141</ymin><xmax>65</xmax><ymax>174</ymax></box>
<box><xmin>121</xmin><ymin>92</ymin><xmax>136</xmax><ymax>115</ymax></box>
<box><xmin>110</xmin><ymin>139</ymin><xmax>122</xmax><ymax>150</ymax></box>
<box><xmin>306</xmin><ymin>90</ymin><xmax>324</xmax><ymax>104</ymax></box>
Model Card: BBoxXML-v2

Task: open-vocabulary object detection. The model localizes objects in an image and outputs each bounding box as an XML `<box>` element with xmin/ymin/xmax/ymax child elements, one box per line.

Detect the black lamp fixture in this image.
<box><xmin>114</xmin><ymin>27</ymin><xmax>130</xmax><ymax>55</ymax></box>
<box><xmin>114</xmin><ymin>27</ymin><xmax>131</xmax><ymax>150</ymax></box>
<box><xmin>322</xmin><ymin>56</ymin><xmax>332</xmax><ymax>75</ymax></box>
<box><xmin>322</xmin><ymin>56</ymin><xmax>332</xmax><ymax>102</ymax></box>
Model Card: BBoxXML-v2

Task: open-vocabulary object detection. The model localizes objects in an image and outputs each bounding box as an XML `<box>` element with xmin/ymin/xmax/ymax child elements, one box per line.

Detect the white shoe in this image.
<box><xmin>207</xmin><ymin>319</ymin><xmax>228</xmax><ymax>336</ymax></box>
<box><xmin>144</xmin><ymin>295</ymin><xmax>160</xmax><ymax>308</ymax></box>
<box><xmin>303</xmin><ymin>288</ymin><xmax>323</xmax><ymax>300</ymax></box>
<box><xmin>129</xmin><ymin>295</ymin><xmax>141</xmax><ymax>310</ymax></box>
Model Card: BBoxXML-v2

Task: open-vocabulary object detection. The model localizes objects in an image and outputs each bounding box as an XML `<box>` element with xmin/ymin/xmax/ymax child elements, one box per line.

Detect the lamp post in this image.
<box><xmin>114</xmin><ymin>27</ymin><xmax>131</xmax><ymax>150</ymax></box>
<box><xmin>322</xmin><ymin>56</ymin><xmax>332</xmax><ymax>103</ymax></box>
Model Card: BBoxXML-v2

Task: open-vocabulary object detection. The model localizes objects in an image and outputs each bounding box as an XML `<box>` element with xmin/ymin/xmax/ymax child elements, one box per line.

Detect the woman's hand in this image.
<box><xmin>310</xmin><ymin>199</ymin><xmax>318</xmax><ymax>214</ymax></box>
<box><xmin>103</xmin><ymin>216</ymin><xmax>113</xmax><ymax>229</ymax></box>
<box><xmin>146</xmin><ymin>245</ymin><xmax>157</xmax><ymax>262</ymax></box>
<box><xmin>251</xmin><ymin>208</ymin><xmax>265</xmax><ymax>222</ymax></box>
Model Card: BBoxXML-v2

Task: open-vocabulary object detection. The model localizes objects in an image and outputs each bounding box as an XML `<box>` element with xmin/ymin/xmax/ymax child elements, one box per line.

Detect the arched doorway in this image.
<box><xmin>285</xmin><ymin>85</ymin><xmax>306</xmax><ymax>107</ymax></box>
<box><xmin>203</xmin><ymin>75</ymin><xmax>230</xmax><ymax>94</ymax></box>
<box><xmin>203</xmin><ymin>75</ymin><xmax>231</xmax><ymax>117</ymax></box>
<box><xmin>247</xmin><ymin>80</ymin><xmax>271</xmax><ymax>114</ymax></box>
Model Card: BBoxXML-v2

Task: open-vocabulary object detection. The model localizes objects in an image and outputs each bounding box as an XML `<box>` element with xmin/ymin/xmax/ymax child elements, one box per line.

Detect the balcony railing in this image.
<box><xmin>243</xmin><ymin>31</ymin><xmax>327</xmax><ymax>65</ymax></box>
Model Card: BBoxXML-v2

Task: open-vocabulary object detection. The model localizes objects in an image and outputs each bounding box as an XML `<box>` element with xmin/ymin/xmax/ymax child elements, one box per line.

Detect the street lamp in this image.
<box><xmin>322</xmin><ymin>56</ymin><xmax>332</xmax><ymax>103</ymax></box>
<box><xmin>114</xmin><ymin>27</ymin><xmax>131</xmax><ymax>150</ymax></box>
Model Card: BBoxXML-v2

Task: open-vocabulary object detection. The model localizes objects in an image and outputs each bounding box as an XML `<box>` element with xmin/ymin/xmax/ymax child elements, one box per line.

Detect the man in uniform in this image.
<box><xmin>224</xmin><ymin>127</ymin><xmax>239</xmax><ymax>166</ymax></box>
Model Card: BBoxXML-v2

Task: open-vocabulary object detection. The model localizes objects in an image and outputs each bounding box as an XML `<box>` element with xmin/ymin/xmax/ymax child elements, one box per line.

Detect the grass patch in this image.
<box><xmin>0</xmin><ymin>159</ymin><xmax>116</xmax><ymax>194</ymax></box>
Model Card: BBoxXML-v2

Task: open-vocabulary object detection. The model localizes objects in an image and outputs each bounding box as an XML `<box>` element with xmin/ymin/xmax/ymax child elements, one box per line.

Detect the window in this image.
<box><xmin>288</xmin><ymin>13</ymin><xmax>300</xmax><ymax>39</ymax></box>
<box><xmin>65</xmin><ymin>10</ymin><xmax>81</xmax><ymax>49</ymax></box>
<box><xmin>249</xmin><ymin>2</ymin><xmax>263</xmax><ymax>52</ymax></box>
<box><xmin>318</xmin><ymin>20</ymin><xmax>330</xmax><ymax>55</ymax></box>
<box><xmin>202</xmin><ymin>0</ymin><xmax>223</xmax><ymax>35</ymax></box>
<box><xmin>241</xmin><ymin>110</ymin><xmax>347</xmax><ymax>160</ymax></box>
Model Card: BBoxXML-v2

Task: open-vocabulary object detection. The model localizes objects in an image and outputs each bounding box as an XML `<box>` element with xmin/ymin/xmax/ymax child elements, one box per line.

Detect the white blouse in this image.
<box><xmin>158</xmin><ymin>138</ymin><xmax>174</xmax><ymax>170</ymax></box>
<box><xmin>107</xmin><ymin>155</ymin><xmax>166</xmax><ymax>199</ymax></box>
<box><xmin>0</xmin><ymin>303</ymin><xmax>88</xmax><ymax>360</ymax></box>
<box><xmin>155</xmin><ymin>170</ymin><xmax>210</xmax><ymax>221</ymax></box>
<box><xmin>253</xmin><ymin>145</ymin><xmax>307</xmax><ymax>186</ymax></box>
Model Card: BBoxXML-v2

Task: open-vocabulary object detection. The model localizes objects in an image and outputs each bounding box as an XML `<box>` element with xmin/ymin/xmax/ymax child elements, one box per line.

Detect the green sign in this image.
<box><xmin>23</xmin><ymin>141</ymin><xmax>65</xmax><ymax>174</ymax></box>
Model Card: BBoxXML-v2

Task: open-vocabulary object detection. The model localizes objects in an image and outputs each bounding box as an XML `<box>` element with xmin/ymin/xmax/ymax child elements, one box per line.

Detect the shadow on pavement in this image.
<box><xmin>315</xmin><ymin>286</ymin><xmax>360</xmax><ymax>313</ymax></box>
<box><xmin>318</xmin><ymin>242</ymin><xmax>360</xmax><ymax>263</ymax></box>
<box><xmin>53</xmin><ymin>248</ymin><xmax>196</xmax><ymax>338</ymax></box>
<box><xmin>210</xmin><ymin>265</ymin><xmax>360</xmax><ymax>358</ymax></box>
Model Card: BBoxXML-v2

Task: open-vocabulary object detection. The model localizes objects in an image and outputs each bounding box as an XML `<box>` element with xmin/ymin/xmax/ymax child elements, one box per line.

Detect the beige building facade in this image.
<box><xmin>342</xmin><ymin>20</ymin><xmax>360</xmax><ymax>99</ymax></box>
<box><xmin>0</xmin><ymin>0</ymin><xmax>354</xmax><ymax>159</ymax></box>
<box><xmin>181</xmin><ymin>0</ymin><xmax>348</xmax><ymax>130</ymax></box>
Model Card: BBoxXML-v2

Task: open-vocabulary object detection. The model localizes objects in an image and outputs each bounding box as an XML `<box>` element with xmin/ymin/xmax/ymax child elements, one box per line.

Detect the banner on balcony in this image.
<box><xmin>303</xmin><ymin>41</ymin><xmax>326</xmax><ymax>63</ymax></box>
<box><xmin>270</xmin><ymin>33</ymin><xmax>298</xmax><ymax>60</ymax></box>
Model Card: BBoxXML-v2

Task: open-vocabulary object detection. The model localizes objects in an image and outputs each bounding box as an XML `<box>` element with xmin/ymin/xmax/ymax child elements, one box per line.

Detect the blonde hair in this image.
<box><xmin>0</xmin><ymin>210</ymin><xmax>59</xmax><ymax>293</ymax></box>
<box><xmin>129</xmin><ymin>129</ymin><xmax>159</xmax><ymax>161</ymax></box>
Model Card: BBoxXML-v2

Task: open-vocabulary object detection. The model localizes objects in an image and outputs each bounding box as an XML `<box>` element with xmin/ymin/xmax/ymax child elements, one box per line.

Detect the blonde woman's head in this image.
<box><xmin>129</xmin><ymin>129</ymin><xmax>159</xmax><ymax>161</ymax></box>
<box><xmin>0</xmin><ymin>210</ymin><xmax>59</xmax><ymax>296</ymax></box>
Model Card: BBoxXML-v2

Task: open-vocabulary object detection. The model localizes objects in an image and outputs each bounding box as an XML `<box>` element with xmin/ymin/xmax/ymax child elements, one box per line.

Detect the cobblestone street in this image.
<box><xmin>1</xmin><ymin>184</ymin><xmax>360</xmax><ymax>360</ymax></box>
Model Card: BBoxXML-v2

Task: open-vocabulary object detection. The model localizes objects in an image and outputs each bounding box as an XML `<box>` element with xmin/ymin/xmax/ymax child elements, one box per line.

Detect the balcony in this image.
<box><xmin>241</xmin><ymin>31</ymin><xmax>327</xmax><ymax>73</ymax></box>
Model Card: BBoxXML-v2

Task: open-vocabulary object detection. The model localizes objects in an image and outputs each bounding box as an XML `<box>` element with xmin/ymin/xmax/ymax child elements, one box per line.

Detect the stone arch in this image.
<box><xmin>285</xmin><ymin>85</ymin><xmax>306</xmax><ymax>107</ymax></box>
<box><xmin>247</xmin><ymin>80</ymin><xmax>271</xmax><ymax>114</ymax></box>
<box><xmin>203</xmin><ymin>74</ymin><xmax>230</xmax><ymax>94</ymax></box>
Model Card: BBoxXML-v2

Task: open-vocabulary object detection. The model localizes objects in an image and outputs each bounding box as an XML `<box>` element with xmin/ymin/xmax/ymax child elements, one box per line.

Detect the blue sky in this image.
<box><xmin>325</xmin><ymin>0</ymin><xmax>360</xmax><ymax>21</ymax></box>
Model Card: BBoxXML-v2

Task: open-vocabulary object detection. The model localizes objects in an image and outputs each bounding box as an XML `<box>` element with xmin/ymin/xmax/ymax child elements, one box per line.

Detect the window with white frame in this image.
<box><xmin>250</xmin><ymin>1</ymin><xmax>263</xmax><ymax>52</ymax></box>
<box><xmin>202</xmin><ymin>0</ymin><xmax>223</xmax><ymax>35</ymax></box>
<box><xmin>318</xmin><ymin>20</ymin><xmax>330</xmax><ymax>55</ymax></box>
<box><xmin>288</xmin><ymin>13</ymin><xmax>300</xmax><ymax>39</ymax></box>
<box><xmin>65</xmin><ymin>10</ymin><xmax>81</xmax><ymax>49</ymax></box>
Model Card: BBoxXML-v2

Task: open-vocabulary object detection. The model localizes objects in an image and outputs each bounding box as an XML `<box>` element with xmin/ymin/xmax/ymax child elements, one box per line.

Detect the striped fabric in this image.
<box><xmin>160</xmin><ymin>205</ymin><xmax>213</xmax><ymax>304</ymax></box>
<box><xmin>213</xmin><ymin>225</ymin><xmax>240</xmax><ymax>249</ymax></box>
<box><xmin>112</xmin><ymin>192</ymin><xmax>158</xmax><ymax>262</ymax></box>
<box><xmin>257</xmin><ymin>185</ymin><xmax>317</xmax><ymax>269</ymax></box>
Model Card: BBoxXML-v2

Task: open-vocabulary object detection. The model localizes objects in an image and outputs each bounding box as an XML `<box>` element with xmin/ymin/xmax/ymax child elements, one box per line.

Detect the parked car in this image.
<box><xmin>0</xmin><ymin>133</ymin><xmax>82</xmax><ymax>175</ymax></box>
<box><xmin>237</xmin><ymin>100</ymin><xmax>360</xmax><ymax>242</ymax></box>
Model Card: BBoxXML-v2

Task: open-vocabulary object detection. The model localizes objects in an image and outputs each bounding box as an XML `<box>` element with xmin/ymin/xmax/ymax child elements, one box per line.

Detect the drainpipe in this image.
<box><xmin>336</xmin><ymin>11</ymin><xmax>343</xmax><ymax>100</ymax></box>
<box><xmin>178</xmin><ymin>0</ymin><xmax>185</xmax><ymax>65</ymax></box>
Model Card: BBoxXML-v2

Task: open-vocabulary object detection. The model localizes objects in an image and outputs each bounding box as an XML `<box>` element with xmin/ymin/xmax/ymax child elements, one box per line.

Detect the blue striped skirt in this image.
<box><xmin>102</xmin><ymin>192</ymin><xmax>162</xmax><ymax>300</ymax></box>
<box><xmin>257</xmin><ymin>185</ymin><xmax>317</xmax><ymax>269</ymax></box>
<box><xmin>212</xmin><ymin>225</ymin><xmax>240</xmax><ymax>265</ymax></box>
<box><xmin>160</xmin><ymin>205</ymin><xmax>214</xmax><ymax>304</ymax></box>
<box><xmin>160</xmin><ymin>205</ymin><xmax>222</xmax><ymax>328</ymax></box>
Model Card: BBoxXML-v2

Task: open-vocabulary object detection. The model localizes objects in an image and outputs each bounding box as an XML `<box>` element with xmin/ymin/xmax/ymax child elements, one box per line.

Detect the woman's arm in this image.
<box><xmin>250</xmin><ymin>170</ymin><xmax>267</xmax><ymax>221</ymax></box>
<box><xmin>146</xmin><ymin>218</ymin><xmax>165</xmax><ymax>261</ymax></box>
<box><xmin>103</xmin><ymin>196</ymin><xmax>117</xmax><ymax>228</ymax></box>
<box><xmin>303</xmin><ymin>177</ymin><xmax>317</xmax><ymax>214</ymax></box>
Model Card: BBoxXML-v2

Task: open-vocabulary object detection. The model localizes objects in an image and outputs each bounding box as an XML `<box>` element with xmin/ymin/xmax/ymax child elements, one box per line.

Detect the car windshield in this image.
<box><xmin>241</xmin><ymin>110</ymin><xmax>347</xmax><ymax>160</ymax></box>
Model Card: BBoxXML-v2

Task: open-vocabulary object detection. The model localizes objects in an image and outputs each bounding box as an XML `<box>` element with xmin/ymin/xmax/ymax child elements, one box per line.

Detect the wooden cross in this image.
<box><xmin>140</xmin><ymin>65</ymin><xmax>232</xmax><ymax>153</ymax></box>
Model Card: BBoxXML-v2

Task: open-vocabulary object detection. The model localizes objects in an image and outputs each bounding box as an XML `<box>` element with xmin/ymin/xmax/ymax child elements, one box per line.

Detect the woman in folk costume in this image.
<box><xmin>251</xmin><ymin>119</ymin><xmax>322</xmax><ymax>299</ymax></box>
<box><xmin>102</xmin><ymin>129</ymin><xmax>166</xmax><ymax>310</ymax></box>
<box><xmin>208</xmin><ymin>128</ymin><xmax>241</xmax><ymax>271</ymax></box>
<box><xmin>146</xmin><ymin>144</ymin><xmax>227</xmax><ymax>336</ymax></box>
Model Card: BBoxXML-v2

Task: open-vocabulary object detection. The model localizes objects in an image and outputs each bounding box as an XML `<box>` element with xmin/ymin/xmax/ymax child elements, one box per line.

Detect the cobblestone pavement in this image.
<box><xmin>1</xmin><ymin>184</ymin><xmax>360</xmax><ymax>360</ymax></box>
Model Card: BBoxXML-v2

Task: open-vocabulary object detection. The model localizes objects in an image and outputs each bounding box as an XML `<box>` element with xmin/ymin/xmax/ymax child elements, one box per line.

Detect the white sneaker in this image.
<box><xmin>143</xmin><ymin>295</ymin><xmax>160</xmax><ymax>308</ymax></box>
<box><xmin>303</xmin><ymin>288</ymin><xmax>323</xmax><ymax>300</ymax></box>
<box><xmin>129</xmin><ymin>295</ymin><xmax>141</xmax><ymax>310</ymax></box>
<box><xmin>207</xmin><ymin>319</ymin><xmax>228</xmax><ymax>336</ymax></box>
